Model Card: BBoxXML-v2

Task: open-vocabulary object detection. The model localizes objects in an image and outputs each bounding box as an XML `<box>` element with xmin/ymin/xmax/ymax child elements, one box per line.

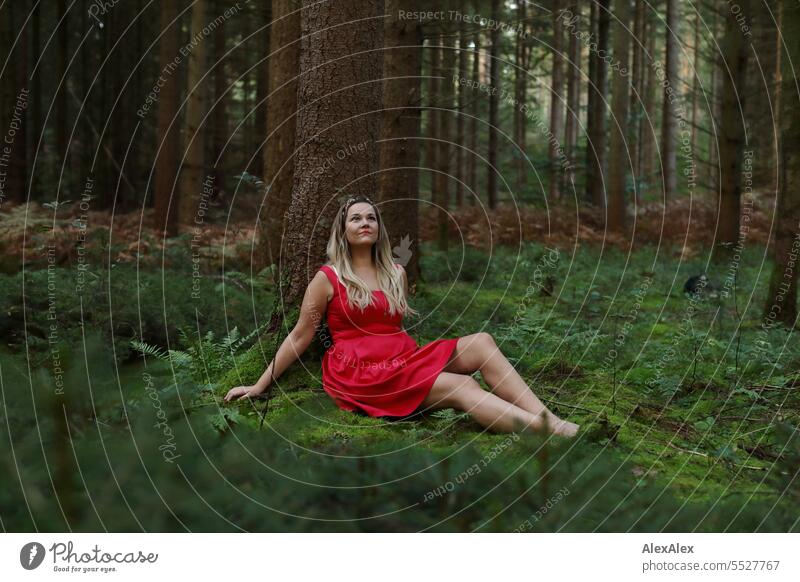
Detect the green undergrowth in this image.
<box><xmin>4</xmin><ymin>242</ymin><xmax>799</xmax><ymax>531</ymax></box>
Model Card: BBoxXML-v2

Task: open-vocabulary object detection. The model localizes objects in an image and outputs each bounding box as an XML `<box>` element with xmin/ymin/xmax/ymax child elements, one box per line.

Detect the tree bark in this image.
<box><xmin>435</xmin><ymin>26</ymin><xmax>454</xmax><ymax>250</ymax></box>
<box><xmin>468</xmin><ymin>27</ymin><xmax>480</xmax><ymax>204</ymax></box>
<box><xmin>179</xmin><ymin>0</ymin><xmax>209</xmax><ymax>228</ymax></box>
<box><xmin>154</xmin><ymin>0</ymin><xmax>181</xmax><ymax>236</ymax></box>
<box><xmin>514</xmin><ymin>0</ymin><xmax>528</xmax><ymax>193</ymax></box>
<box><xmin>487</xmin><ymin>0</ymin><xmax>501</xmax><ymax>208</ymax></box>
<box><xmin>424</xmin><ymin>36</ymin><xmax>440</xmax><ymax>199</ymax></box>
<box><xmin>564</xmin><ymin>2</ymin><xmax>580</xmax><ymax>192</ymax></box>
<box><xmin>258</xmin><ymin>0</ymin><xmax>299</xmax><ymax>271</ymax></box>
<box><xmin>281</xmin><ymin>0</ymin><xmax>384</xmax><ymax>306</ymax></box>
<box><xmin>456</xmin><ymin>15</ymin><xmax>468</xmax><ymax>207</ymax></box>
<box><xmin>549</xmin><ymin>0</ymin><xmax>565</xmax><ymax>201</ymax></box>
<box><xmin>253</xmin><ymin>2</ymin><xmax>270</xmax><ymax>179</ymax></box>
<box><xmin>586</xmin><ymin>0</ymin><xmax>609</xmax><ymax>207</ymax></box>
<box><xmin>713</xmin><ymin>0</ymin><xmax>751</xmax><ymax>256</ymax></box>
<box><xmin>640</xmin><ymin>5</ymin><xmax>656</xmax><ymax>194</ymax></box>
<box><xmin>211</xmin><ymin>0</ymin><xmax>228</xmax><ymax>201</ymax></box>
<box><xmin>378</xmin><ymin>0</ymin><xmax>423</xmax><ymax>285</ymax></box>
<box><xmin>630</xmin><ymin>0</ymin><xmax>645</xmax><ymax>202</ymax></box>
<box><xmin>661</xmin><ymin>0</ymin><xmax>678</xmax><ymax>201</ymax></box>
<box><xmin>607</xmin><ymin>0</ymin><xmax>631</xmax><ymax>232</ymax></box>
<box><xmin>764</xmin><ymin>0</ymin><xmax>799</xmax><ymax>327</ymax></box>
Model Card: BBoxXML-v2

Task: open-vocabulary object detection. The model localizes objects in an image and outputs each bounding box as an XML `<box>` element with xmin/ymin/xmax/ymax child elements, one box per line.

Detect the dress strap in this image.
<box><xmin>320</xmin><ymin>264</ymin><xmax>341</xmax><ymax>294</ymax></box>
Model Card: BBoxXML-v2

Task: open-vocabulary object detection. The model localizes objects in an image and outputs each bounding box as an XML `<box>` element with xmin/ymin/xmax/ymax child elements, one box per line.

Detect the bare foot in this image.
<box><xmin>551</xmin><ymin>418</ymin><xmax>580</xmax><ymax>438</ymax></box>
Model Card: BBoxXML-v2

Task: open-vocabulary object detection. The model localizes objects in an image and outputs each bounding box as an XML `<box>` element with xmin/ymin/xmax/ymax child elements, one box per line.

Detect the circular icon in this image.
<box><xmin>20</xmin><ymin>542</ymin><xmax>46</xmax><ymax>570</ymax></box>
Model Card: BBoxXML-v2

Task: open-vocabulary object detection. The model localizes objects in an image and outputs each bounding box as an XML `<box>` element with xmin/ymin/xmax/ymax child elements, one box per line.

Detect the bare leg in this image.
<box><xmin>421</xmin><ymin>372</ymin><xmax>577</xmax><ymax>437</ymax></box>
<box><xmin>444</xmin><ymin>333</ymin><xmax>579</xmax><ymax>434</ymax></box>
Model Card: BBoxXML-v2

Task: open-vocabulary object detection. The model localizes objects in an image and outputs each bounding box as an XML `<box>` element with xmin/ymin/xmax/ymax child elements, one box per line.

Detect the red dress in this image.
<box><xmin>319</xmin><ymin>264</ymin><xmax>459</xmax><ymax>418</ymax></box>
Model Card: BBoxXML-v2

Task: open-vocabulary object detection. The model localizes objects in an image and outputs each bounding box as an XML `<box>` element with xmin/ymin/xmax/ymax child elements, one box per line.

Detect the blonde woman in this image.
<box><xmin>224</xmin><ymin>195</ymin><xmax>579</xmax><ymax>438</ymax></box>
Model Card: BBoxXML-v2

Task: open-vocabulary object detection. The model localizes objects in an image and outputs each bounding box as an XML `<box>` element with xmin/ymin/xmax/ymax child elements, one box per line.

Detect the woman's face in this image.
<box><xmin>344</xmin><ymin>202</ymin><xmax>379</xmax><ymax>249</ymax></box>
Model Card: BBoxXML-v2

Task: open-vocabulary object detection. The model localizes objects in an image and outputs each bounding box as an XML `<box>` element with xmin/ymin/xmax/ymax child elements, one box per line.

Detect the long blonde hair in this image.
<box><xmin>326</xmin><ymin>195</ymin><xmax>418</xmax><ymax>317</ymax></box>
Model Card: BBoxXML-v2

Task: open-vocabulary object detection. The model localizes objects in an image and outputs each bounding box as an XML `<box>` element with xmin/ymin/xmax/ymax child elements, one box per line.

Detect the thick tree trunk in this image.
<box><xmin>661</xmin><ymin>0</ymin><xmax>678</xmax><ymax>201</ymax></box>
<box><xmin>154</xmin><ymin>0</ymin><xmax>181</xmax><ymax>236</ymax></box>
<box><xmin>281</xmin><ymin>0</ymin><xmax>384</xmax><ymax>306</ymax></box>
<box><xmin>7</xmin><ymin>0</ymin><xmax>29</xmax><ymax>204</ymax></box>
<box><xmin>57</xmin><ymin>0</ymin><xmax>68</xmax><ymax>168</ymax></box>
<box><xmin>607</xmin><ymin>0</ymin><xmax>631</xmax><ymax>232</ymax></box>
<box><xmin>378</xmin><ymin>0</ymin><xmax>423</xmax><ymax>285</ymax></box>
<box><xmin>586</xmin><ymin>0</ymin><xmax>609</xmax><ymax>207</ymax></box>
<box><xmin>764</xmin><ymin>0</ymin><xmax>800</xmax><ymax>327</ymax></box>
<box><xmin>487</xmin><ymin>0</ymin><xmax>501</xmax><ymax>208</ymax></box>
<box><xmin>713</xmin><ymin>0</ymin><xmax>751</xmax><ymax>256</ymax></box>
<box><xmin>258</xmin><ymin>0</ymin><xmax>299</xmax><ymax>271</ymax></box>
<box><xmin>548</xmin><ymin>0</ymin><xmax>565</xmax><ymax>201</ymax></box>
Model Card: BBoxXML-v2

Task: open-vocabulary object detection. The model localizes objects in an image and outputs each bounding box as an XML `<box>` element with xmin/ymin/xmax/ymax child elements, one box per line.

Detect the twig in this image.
<box><xmin>540</xmin><ymin>397</ymin><xmax>599</xmax><ymax>415</ymax></box>
<box><xmin>665</xmin><ymin>441</ymin><xmax>766</xmax><ymax>471</ymax></box>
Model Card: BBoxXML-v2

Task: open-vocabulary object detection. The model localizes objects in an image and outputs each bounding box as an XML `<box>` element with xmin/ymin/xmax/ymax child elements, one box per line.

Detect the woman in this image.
<box><xmin>224</xmin><ymin>195</ymin><xmax>579</xmax><ymax>438</ymax></box>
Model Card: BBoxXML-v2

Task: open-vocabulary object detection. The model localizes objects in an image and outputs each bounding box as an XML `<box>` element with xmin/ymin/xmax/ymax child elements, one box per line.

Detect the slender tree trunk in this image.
<box><xmin>564</xmin><ymin>2</ymin><xmax>580</xmax><ymax>192</ymax></box>
<box><xmin>585</xmin><ymin>0</ymin><xmax>598</xmax><ymax>203</ymax></box>
<box><xmin>211</xmin><ymin>0</ymin><xmax>228</xmax><ymax>201</ymax></box>
<box><xmin>487</xmin><ymin>0</ymin><xmax>501</xmax><ymax>208</ymax></box>
<box><xmin>378</xmin><ymin>0</ymin><xmax>423</xmax><ymax>285</ymax></box>
<box><xmin>713</xmin><ymin>0</ymin><xmax>751</xmax><ymax>256</ymax></box>
<box><xmin>425</xmin><ymin>36</ymin><xmax>440</xmax><ymax>199</ymax></box>
<box><xmin>640</xmin><ymin>6</ymin><xmax>656</xmax><ymax>194</ymax></box>
<box><xmin>258</xmin><ymin>0</ymin><xmax>299</xmax><ymax>271</ymax></box>
<box><xmin>661</xmin><ymin>0</ymin><xmax>678</xmax><ymax>201</ymax></box>
<box><xmin>607</xmin><ymin>0</ymin><xmax>631</xmax><ymax>232</ymax></box>
<box><xmin>456</xmin><ymin>15</ymin><xmax>467</xmax><ymax>207</ymax></box>
<box><xmin>8</xmin><ymin>0</ymin><xmax>29</xmax><ymax>204</ymax></box>
<box><xmin>630</xmin><ymin>0</ymin><xmax>645</xmax><ymax>202</ymax></box>
<box><xmin>587</xmin><ymin>0</ymin><xmax>609</xmax><ymax>207</ymax></box>
<box><xmin>30</xmin><ymin>1</ymin><xmax>41</xmax><ymax>199</ymax></box>
<box><xmin>549</xmin><ymin>0</ymin><xmax>565</xmax><ymax>201</ymax></box>
<box><xmin>435</xmin><ymin>27</ymin><xmax>454</xmax><ymax>250</ymax></box>
<box><xmin>708</xmin><ymin>7</ymin><xmax>721</xmax><ymax>192</ymax></box>
<box><xmin>179</xmin><ymin>0</ymin><xmax>209</xmax><ymax>228</ymax></box>
<box><xmin>154</xmin><ymin>0</ymin><xmax>181</xmax><ymax>236</ymax></box>
<box><xmin>772</xmin><ymin>1</ymin><xmax>783</xmax><ymax>193</ymax></box>
<box><xmin>514</xmin><ymin>0</ymin><xmax>528</xmax><ymax>193</ymax></box>
<box><xmin>764</xmin><ymin>0</ymin><xmax>799</xmax><ymax>327</ymax></box>
<box><xmin>253</xmin><ymin>2</ymin><xmax>270</xmax><ymax>179</ymax></box>
<box><xmin>281</xmin><ymin>0</ymin><xmax>384</xmax><ymax>306</ymax></box>
<box><xmin>690</xmin><ymin>7</ymin><xmax>700</xmax><ymax>166</ymax></box>
<box><xmin>468</xmin><ymin>27</ymin><xmax>480</xmax><ymax>205</ymax></box>
<box><xmin>57</xmin><ymin>0</ymin><xmax>68</xmax><ymax>169</ymax></box>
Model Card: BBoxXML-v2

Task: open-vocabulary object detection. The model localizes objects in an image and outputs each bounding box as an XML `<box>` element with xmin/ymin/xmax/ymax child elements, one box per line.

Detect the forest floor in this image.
<box><xmin>2</xmin><ymin>199</ymin><xmax>798</xmax><ymax>531</ymax></box>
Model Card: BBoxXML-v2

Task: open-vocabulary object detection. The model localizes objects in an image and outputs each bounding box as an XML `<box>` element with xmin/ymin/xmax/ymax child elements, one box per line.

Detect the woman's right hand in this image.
<box><xmin>223</xmin><ymin>384</ymin><xmax>266</xmax><ymax>402</ymax></box>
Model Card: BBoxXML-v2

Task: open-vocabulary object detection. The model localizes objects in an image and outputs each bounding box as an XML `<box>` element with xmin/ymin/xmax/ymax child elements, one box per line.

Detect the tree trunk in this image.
<box><xmin>179</xmin><ymin>0</ymin><xmax>209</xmax><ymax>228</ymax></box>
<box><xmin>468</xmin><ymin>27</ymin><xmax>480</xmax><ymax>204</ymax></box>
<box><xmin>764</xmin><ymin>0</ymin><xmax>800</xmax><ymax>327</ymax></box>
<box><xmin>258</xmin><ymin>0</ymin><xmax>299</xmax><ymax>271</ymax></box>
<box><xmin>586</xmin><ymin>0</ymin><xmax>609</xmax><ymax>207</ymax></box>
<box><xmin>713</xmin><ymin>0</ymin><xmax>750</xmax><ymax>256</ymax></box>
<box><xmin>630</xmin><ymin>0</ymin><xmax>645</xmax><ymax>202</ymax></box>
<box><xmin>548</xmin><ymin>0</ymin><xmax>565</xmax><ymax>201</ymax></box>
<box><xmin>435</xmin><ymin>27</ymin><xmax>454</xmax><ymax>250</ymax></box>
<box><xmin>57</xmin><ymin>0</ymin><xmax>69</xmax><ymax>169</ymax></box>
<box><xmin>456</xmin><ymin>15</ymin><xmax>468</xmax><ymax>207</ymax></box>
<box><xmin>661</xmin><ymin>0</ymin><xmax>678</xmax><ymax>201</ymax></box>
<box><xmin>281</xmin><ymin>0</ymin><xmax>384</xmax><ymax>306</ymax></box>
<box><xmin>253</xmin><ymin>2</ymin><xmax>270</xmax><ymax>179</ymax></box>
<box><xmin>154</xmin><ymin>0</ymin><xmax>181</xmax><ymax>236</ymax></box>
<box><xmin>607</xmin><ymin>0</ymin><xmax>631</xmax><ymax>232</ymax></box>
<box><xmin>564</xmin><ymin>2</ymin><xmax>580</xmax><ymax>192</ymax></box>
<box><xmin>211</xmin><ymin>0</ymin><xmax>228</xmax><ymax>201</ymax></box>
<box><xmin>487</xmin><ymin>0</ymin><xmax>501</xmax><ymax>208</ymax></box>
<box><xmin>7</xmin><ymin>0</ymin><xmax>29</xmax><ymax>204</ymax></box>
<box><xmin>640</xmin><ymin>6</ymin><xmax>656</xmax><ymax>194</ymax></box>
<box><xmin>424</xmin><ymin>36</ymin><xmax>440</xmax><ymax>200</ymax></box>
<box><xmin>514</xmin><ymin>0</ymin><xmax>528</xmax><ymax>193</ymax></box>
<box><xmin>378</xmin><ymin>0</ymin><xmax>423</xmax><ymax>285</ymax></box>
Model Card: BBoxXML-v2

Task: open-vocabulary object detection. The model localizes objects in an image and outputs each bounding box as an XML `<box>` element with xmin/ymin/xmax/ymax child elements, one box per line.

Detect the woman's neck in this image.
<box><xmin>349</xmin><ymin>246</ymin><xmax>373</xmax><ymax>270</ymax></box>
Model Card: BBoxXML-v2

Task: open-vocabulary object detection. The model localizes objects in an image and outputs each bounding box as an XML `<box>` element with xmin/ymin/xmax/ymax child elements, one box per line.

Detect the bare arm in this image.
<box><xmin>224</xmin><ymin>270</ymin><xmax>332</xmax><ymax>401</ymax></box>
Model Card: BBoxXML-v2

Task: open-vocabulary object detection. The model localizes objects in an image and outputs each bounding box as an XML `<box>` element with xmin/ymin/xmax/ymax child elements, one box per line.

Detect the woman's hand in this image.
<box><xmin>223</xmin><ymin>384</ymin><xmax>265</xmax><ymax>402</ymax></box>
